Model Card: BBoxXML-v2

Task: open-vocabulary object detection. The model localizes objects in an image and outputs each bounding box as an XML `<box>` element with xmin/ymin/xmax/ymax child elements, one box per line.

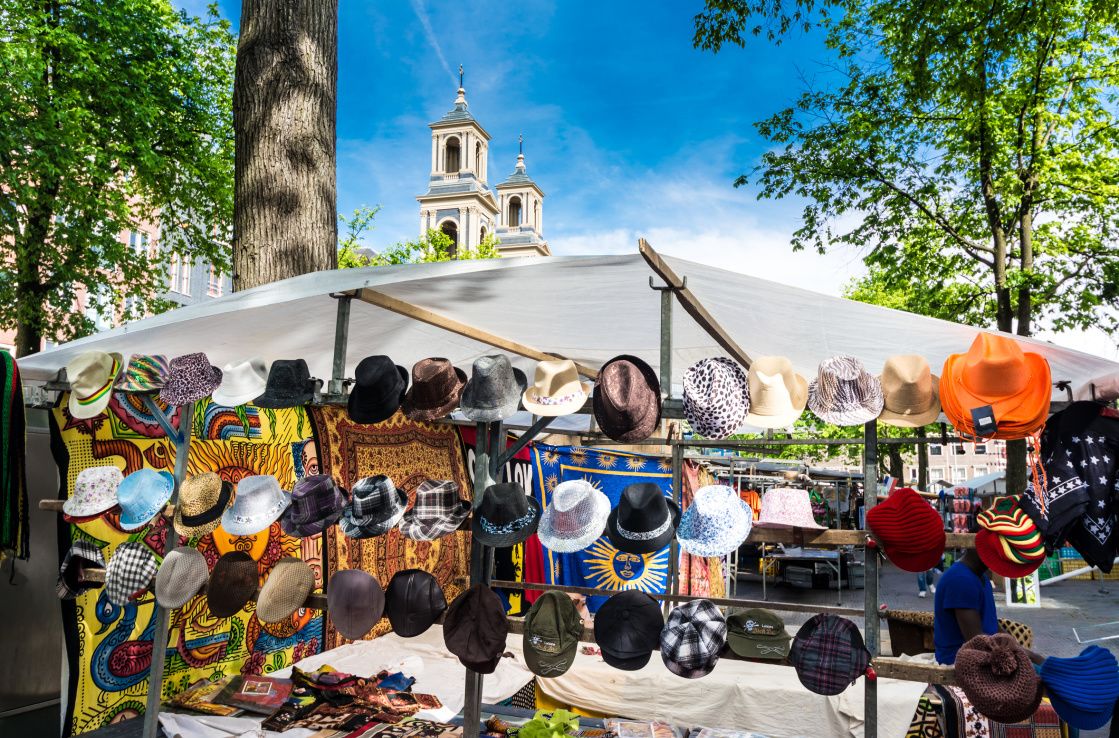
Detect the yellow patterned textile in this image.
<box><xmin>52</xmin><ymin>394</ymin><xmax>319</xmax><ymax>736</ymax></box>
<box><xmin>307</xmin><ymin>406</ymin><xmax>472</xmax><ymax>648</ymax></box>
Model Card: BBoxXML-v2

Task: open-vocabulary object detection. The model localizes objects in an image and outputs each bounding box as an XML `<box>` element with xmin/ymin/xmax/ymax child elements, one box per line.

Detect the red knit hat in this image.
<box><xmin>975</xmin><ymin>528</ymin><xmax>1042</xmax><ymax>579</ymax></box>
<box><xmin>865</xmin><ymin>487</ymin><xmax>946</xmax><ymax>572</ymax></box>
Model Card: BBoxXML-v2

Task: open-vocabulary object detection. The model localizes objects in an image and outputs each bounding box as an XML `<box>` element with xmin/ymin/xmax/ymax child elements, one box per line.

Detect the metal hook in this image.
<box><xmin>648</xmin><ymin>275</ymin><xmax>687</xmax><ymax>292</ymax></box>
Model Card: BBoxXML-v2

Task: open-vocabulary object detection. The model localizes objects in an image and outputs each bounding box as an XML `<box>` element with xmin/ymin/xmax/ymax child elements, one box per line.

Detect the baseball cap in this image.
<box><xmin>594</xmin><ymin>590</ymin><xmax>664</xmax><ymax>670</ymax></box>
<box><xmin>726</xmin><ymin>609</ymin><xmax>791</xmax><ymax>661</ymax></box>
<box><xmin>523</xmin><ymin>591</ymin><xmax>584</xmax><ymax>677</ymax></box>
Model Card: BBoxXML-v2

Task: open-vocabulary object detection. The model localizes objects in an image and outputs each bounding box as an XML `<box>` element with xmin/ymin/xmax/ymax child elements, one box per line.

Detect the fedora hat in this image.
<box><xmin>744</xmin><ymin>356</ymin><xmax>807</xmax><ymax>429</ymax></box>
<box><xmin>865</xmin><ymin>487</ymin><xmax>945</xmax><ymax>572</ymax></box>
<box><xmin>522</xmin><ymin>359</ymin><xmax>593</xmax><ymax>417</ymax></box>
<box><xmin>340</xmin><ymin>475</ymin><xmax>409</xmax><ymax>539</ymax></box>
<box><xmin>254</xmin><ymin>359</ymin><xmax>316</xmax><ymax>409</ymax></box>
<box><xmin>63</xmin><ymin>465</ymin><xmax>123</xmax><ymax>518</ymax></box>
<box><xmin>348</xmin><ymin>356</ymin><xmax>409</xmax><ymax>424</ymax></box>
<box><xmin>221</xmin><ymin>475</ymin><xmax>291</xmax><ymax>536</ymax></box>
<box><xmin>683</xmin><ymin>358</ymin><xmax>750</xmax><ymax>439</ymax></box>
<box><xmin>593</xmin><ymin>355</ymin><xmax>661</xmax><ymax>442</ymax></box>
<box><xmin>538</xmin><ymin>479</ymin><xmax>611</xmax><ymax>553</ymax></box>
<box><xmin>67</xmin><ymin>351</ymin><xmax>122</xmax><ymax>418</ymax></box>
<box><xmin>755</xmin><ymin>487</ymin><xmax>825</xmax><ymax>530</ymax></box>
<box><xmin>116</xmin><ymin>354</ymin><xmax>169</xmax><ymax>394</ymax></box>
<box><xmin>676</xmin><ymin>484</ymin><xmax>753</xmax><ymax>558</ymax></box>
<box><xmin>207</xmin><ymin>551</ymin><xmax>258</xmax><ymax>618</ymax></box>
<box><xmin>160</xmin><ymin>353</ymin><xmax>223</xmax><ymax>406</ymax></box>
<box><xmin>117</xmin><ymin>468</ymin><xmax>175</xmax><ymax>531</ymax></box>
<box><xmin>460</xmin><ymin>355</ymin><xmax>528</xmax><ymax>422</ymax></box>
<box><xmin>606</xmin><ymin>482</ymin><xmax>680</xmax><ymax>554</ymax></box>
<box><xmin>174</xmin><ymin>473</ymin><xmax>233</xmax><ymax>538</ymax></box>
<box><xmin>402</xmin><ymin>358</ymin><xmax>467</xmax><ymax>421</ymax></box>
<box><xmin>104</xmin><ymin>542</ymin><xmax>158</xmax><ymax>606</ymax></box>
<box><xmin>328</xmin><ymin>569</ymin><xmax>385</xmax><ymax>640</ymax></box>
<box><xmin>472</xmin><ymin>482</ymin><xmax>541</xmax><ymax>547</ymax></box>
<box><xmin>281</xmin><ymin>474</ymin><xmax>347</xmax><ymax>538</ymax></box>
<box><xmin>155</xmin><ymin>548</ymin><xmax>209</xmax><ymax>609</ymax></box>
<box><xmin>879</xmin><ymin>355</ymin><xmax>941</xmax><ymax>427</ymax></box>
<box><xmin>256</xmin><ymin>557</ymin><xmax>315</xmax><ymax>623</ymax></box>
<box><xmin>808</xmin><ymin>355</ymin><xmax>883</xmax><ymax>426</ymax></box>
<box><xmin>57</xmin><ymin>541</ymin><xmax>106</xmax><ymax>600</ymax></box>
<box><xmin>941</xmin><ymin>333</ymin><xmax>1051</xmax><ymax>439</ymax></box>
<box><xmin>212</xmin><ymin>358</ymin><xmax>269</xmax><ymax>407</ymax></box>
<box><xmin>399</xmin><ymin>479</ymin><xmax>471</xmax><ymax>541</ymax></box>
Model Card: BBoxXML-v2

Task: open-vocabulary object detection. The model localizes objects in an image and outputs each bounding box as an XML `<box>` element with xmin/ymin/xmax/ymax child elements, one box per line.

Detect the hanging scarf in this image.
<box><xmin>1</xmin><ymin>352</ymin><xmax>28</xmax><ymax>560</ymax></box>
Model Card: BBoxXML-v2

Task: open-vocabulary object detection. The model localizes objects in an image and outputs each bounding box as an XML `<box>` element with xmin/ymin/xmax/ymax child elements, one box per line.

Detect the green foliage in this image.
<box><xmin>0</xmin><ymin>1</ymin><xmax>236</xmax><ymax>353</ymax></box>
<box><xmin>337</xmin><ymin>206</ymin><xmax>501</xmax><ymax>267</ymax></box>
<box><xmin>516</xmin><ymin>710</ymin><xmax>580</xmax><ymax>738</ymax></box>
<box><xmin>695</xmin><ymin>0</ymin><xmax>1119</xmax><ymax>338</ymax></box>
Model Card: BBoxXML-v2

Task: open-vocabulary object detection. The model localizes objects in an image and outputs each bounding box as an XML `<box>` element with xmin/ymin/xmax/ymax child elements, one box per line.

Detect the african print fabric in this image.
<box><xmin>530</xmin><ymin>444</ymin><xmax>724</xmax><ymax>612</ymax></box>
<box><xmin>308</xmin><ymin>406</ymin><xmax>471</xmax><ymax>648</ymax></box>
<box><xmin>52</xmin><ymin>393</ymin><xmax>320</xmax><ymax>736</ymax></box>
<box><xmin>934</xmin><ymin>685</ymin><xmax>1064</xmax><ymax>738</ymax></box>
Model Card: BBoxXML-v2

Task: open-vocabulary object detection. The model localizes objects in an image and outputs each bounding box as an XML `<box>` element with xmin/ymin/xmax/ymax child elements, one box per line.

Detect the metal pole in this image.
<box><xmin>141</xmin><ymin>400</ymin><xmax>195</xmax><ymax>738</ymax></box>
<box><xmin>327</xmin><ymin>295</ymin><xmax>353</xmax><ymax>400</ymax></box>
<box><xmin>862</xmin><ymin>421</ymin><xmax>879</xmax><ymax>738</ymax></box>
<box><xmin>667</xmin><ymin>442</ymin><xmax>682</xmax><ymax>616</ymax></box>
<box><xmin>658</xmin><ymin>285</ymin><xmax>672</xmax><ymax>397</ymax></box>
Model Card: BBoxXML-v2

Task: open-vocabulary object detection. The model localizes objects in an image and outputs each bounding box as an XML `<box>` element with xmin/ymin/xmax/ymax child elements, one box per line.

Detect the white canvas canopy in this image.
<box><xmin>18</xmin><ymin>254</ymin><xmax>1119</xmax><ymax>402</ymax></box>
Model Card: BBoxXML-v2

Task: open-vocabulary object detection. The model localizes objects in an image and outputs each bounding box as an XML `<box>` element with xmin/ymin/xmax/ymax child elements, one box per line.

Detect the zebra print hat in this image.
<box><xmin>807</xmin><ymin>355</ymin><xmax>884</xmax><ymax>426</ymax></box>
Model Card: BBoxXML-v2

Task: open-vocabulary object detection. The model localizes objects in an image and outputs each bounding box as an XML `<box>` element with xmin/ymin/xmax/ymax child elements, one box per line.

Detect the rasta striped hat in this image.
<box><xmin>975</xmin><ymin>495</ymin><xmax>1046</xmax><ymax>578</ymax></box>
<box><xmin>67</xmin><ymin>352</ymin><xmax>123</xmax><ymax>419</ymax></box>
<box><xmin>116</xmin><ymin>354</ymin><xmax>170</xmax><ymax>393</ymax></box>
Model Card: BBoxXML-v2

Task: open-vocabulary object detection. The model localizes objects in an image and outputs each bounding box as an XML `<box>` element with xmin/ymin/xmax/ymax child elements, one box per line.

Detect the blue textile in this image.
<box><xmin>933</xmin><ymin>561</ymin><xmax>999</xmax><ymax>665</ymax></box>
<box><xmin>530</xmin><ymin>444</ymin><xmax>672</xmax><ymax>612</ymax></box>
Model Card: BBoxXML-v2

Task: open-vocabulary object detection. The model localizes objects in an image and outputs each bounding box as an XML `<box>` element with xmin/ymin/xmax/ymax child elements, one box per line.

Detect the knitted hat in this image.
<box><xmin>865</xmin><ymin>487</ymin><xmax>946</xmax><ymax>572</ymax></box>
<box><xmin>256</xmin><ymin>557</ymin><xmax>315</xmax><ymax>623</ymax></box>
<box><xmin>954</xmin><ymin>633</ymin><xmax>1043</xmax><ymax>724</ymax></box>
<box><xmin>975</xmin><ymin>496</ymin><xmax>1046</xmax><ymax>578</ymax></box>
<box><xmin>1040</xmin><ymin>646</ymin><xmax>1119</xmax><ymax>730</ymax></box>
<box><xmin>155</xmin><ymin>548</ymin><xmax>210</xmax><ymax>609</ymax></box>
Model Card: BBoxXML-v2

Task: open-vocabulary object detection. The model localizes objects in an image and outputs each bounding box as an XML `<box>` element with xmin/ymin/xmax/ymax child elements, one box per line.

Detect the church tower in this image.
<box><xmin>416</xmin><ymin>73</ymin><xmax>499</xmax><ymax>255</ymax></box>
<box><xmin>493</xmin><ymin>139</ymin><xmax>550</xmax><ymax>256</ymax></box>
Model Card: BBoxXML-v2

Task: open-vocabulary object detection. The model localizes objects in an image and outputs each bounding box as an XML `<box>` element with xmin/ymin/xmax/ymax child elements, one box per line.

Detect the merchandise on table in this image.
<box><xmin>154</xmin><ymin>547</ymin><xmax>209</xmax><ymax>609</ymax></box>
<box><xmin>160</xmin><ymin>352</ymin><xmax>223</xmax><ymax>406</ymax></box>
<box><xmin>523</xmin><ymin>590</ymin><xmax>584</xmax><ymax>677</ymax></box>
<box><xmin>592</xmin><ymin>354</ymin><xmax>662</xmax><ymax>443</ymax></box>
<box><xmin>743</xmin><ymin>355</ymin><xmax>807</xmax><ymax>429</ymax></box>
<box><xmin>807</xmin><ymin>354</ymin><xmax>883</xmax><ymax>426</ymax></box>
<box><xmin>660</xmin><ymin>599</ymin><xmax>727</xmax><ymax>678</ymax></box>
<box><xmin>522</xmin><ymin>359</ymin><xmax>593</xmax><ymax>417</ymax></box>
<box><xmin>460</xmin><ymin>354</ymin><xmax>528</xmax><ymax>422</ymax></box>
<box><xmin>348</xmin><ymin>355</ymin><xmax>410</xmax><ymax>424</ymax></box>
<box><xmin>385</xmin><ymin>569</ymin><xmax>447</xmax><ymax>637</ymax></box>
<box><xmin>255</xmin><ymin>358</ymin><xmax>316</xmax><ymax>408</ymax></box>
<box><xmin>444</xmin><ymin>583</ymin><xmax>509</xmax><ymax>673</ymax></box>
<box><xmin>404</xmin><ymin>358</ymin><xmax>467</xmax><ymax>421</ymax></box>
<box><xmin>537</xmin><ymin>479</ymin><xmax>611</xmax><ymax>553</ymax></box>
<box><xmin>256</xmin><ymin>556</ymin><xmax>316</xmax><ymax>623</ymax></box>
<box><xmin>953</xmin><ymin>633</ymin><xmax>1042</xmax><ymax>724</ymax></box>
<box><xmin>103</xmin><ymin>540</ymin><xmax>158</xmax><ymax>606</ymax></box>
<box><xmin>329</xmin><ymin>569</ymin><xmax>386</xmax><ymax>640</ymax></box>
<box><xmin>173</xmin><ymin>472</ymin><xmax>233</xmax><ymax>537</ymax></box>
<box><xmin>472</xmin><ymin>482</ymin><xmax>541</xmax><ymax>547</ymax></box>
<box><xmin>282</xmin><ymin>472</ymin><xmax>348</xmax><ymax>537</ymax></box>
<box><xmin>213</xmin><ymin>674</ymin><xmax>294</xmax><ymax>714</ymax></box>
<box><xmin>206</xmin><ymin>550</ymin><xmax>259</xmax><ymax>618</ymax></box>
<box><xmin>606</xmin><ymin>482</ymin><xmax>680</xmax><ymax>554</ymax></box>
<box><xmin>168</xmin><ymin>676</ymin><xmax>239</xmax><ymax>716</ymax></box>
<box><xmin>211</xmin><ymin>357</ymin><xmax>269</xmax><ymax>406</ymax></box>
<box><xmin>682</xmin><ymin>357</ymin><xmax>750</xmax><ymax>439</ymax></box>
<box><xmin>877</xmin><ymin>354</ymin><xmax>941</xmax><ymax>427</ymax></box>
<box><xmin>676</xmin><ymin>484</ymin><xmax>753</xmax><ymax>558</ymax></box>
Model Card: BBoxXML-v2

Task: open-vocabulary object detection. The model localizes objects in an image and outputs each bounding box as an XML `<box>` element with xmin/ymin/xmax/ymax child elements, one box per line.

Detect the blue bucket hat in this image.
<box><xmin>117</xmin><ymin>469</ymin><xmax>175</xmax><ymax>531</ymax></box>
<box><xmin>1040</xmin><ymin>646</ymin><xmax>1119</xmax><ymax>730</ymax></box>
<box><xmin>676</xmin><ymin>484</ymin><xmax>753</xmax><ymax>558</ymax></box>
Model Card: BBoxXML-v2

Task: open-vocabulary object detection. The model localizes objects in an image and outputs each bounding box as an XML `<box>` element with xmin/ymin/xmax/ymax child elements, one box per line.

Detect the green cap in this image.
<box><xmin>523</xmin><ymin>591</ymin><xmax>584</xmax><ymax>677</ymax></box>
<box><xmin>726</xmin><ymin>608</ymin><xmax>791</xmax><ymax>660</ymax></box>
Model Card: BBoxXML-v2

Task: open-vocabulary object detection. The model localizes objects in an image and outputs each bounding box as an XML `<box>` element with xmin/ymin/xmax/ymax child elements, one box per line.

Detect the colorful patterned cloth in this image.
<box><xmin>52</xmin><ymin>394</ymin><xmax>320</xmax><ymax>736</ymax></box>
<box><xmin>934</xmin><ymin>685</ymin><xmax>1065</xmax><ymax>738</ymax></box>
<box><xmin>308</xmin><ymin>406</ymin><xmax>471</xmax><ymax>648</ymax></box>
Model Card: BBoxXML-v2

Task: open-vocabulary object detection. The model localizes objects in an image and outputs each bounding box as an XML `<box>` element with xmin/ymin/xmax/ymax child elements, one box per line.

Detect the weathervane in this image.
<box><xmin>459</xmin><ymin>64</ymin><xmax>464</xmax><ymax>88</ymax></box>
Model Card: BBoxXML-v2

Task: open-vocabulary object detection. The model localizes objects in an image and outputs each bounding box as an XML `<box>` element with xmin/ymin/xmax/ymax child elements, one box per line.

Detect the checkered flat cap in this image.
<box><xmin>660</xmin><ymin>599</ymin><xmax>727</xmax><ymax>679</ymax></box>
<box><xmin>104</xmin><ymin>542</ymin><xmax>158</xmax><ymax>606</ymax></box>
<box><xmin>789</xmin><ymin>613</ymin><xmax>870</xmax><ymax>696</ymax></box>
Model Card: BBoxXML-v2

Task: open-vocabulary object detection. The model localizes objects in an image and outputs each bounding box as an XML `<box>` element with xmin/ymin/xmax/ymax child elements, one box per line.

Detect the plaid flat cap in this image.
<box><xmin>789</xmin><ymin>614</ymin><xmax>871</xmax><ymax>696</ymax></box>
<box><xmin>660</xmin><ymin>599</ymin><xmax>727</xmax><ymax>679</ymax></box>
<box><xmin>57</xmin><ymin>540</ymin><xmax>106</xmax><ymax>599</ymax></box>
<box><xmin>104</xmin><ymin>542</ymin><xmax>158</xmax><ymax>606</ymax></box>
<box><xmin>399</xmin><ymin>480</ymin><xmax>470</xmax><ymax>541</ymax></box>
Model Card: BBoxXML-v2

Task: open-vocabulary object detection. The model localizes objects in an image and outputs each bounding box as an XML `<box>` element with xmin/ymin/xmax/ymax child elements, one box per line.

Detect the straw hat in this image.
<box><xmin>174</xmin><ymin>473</ymin><xmax>233</xmax><ymax>538</ymax></box>
<box><xmin>256</xmin><ymin>557</ymin><xmax>315</xmax><ymax>623</ymax></box>
<box><xmin>522</xmin><ymin>359</ymin><xmax>592</xmax><ymax>417</ymax></box>
<box><xmin>941</xmin><ymin>334</ymin><xmax>1051</xmax><ymax>439</ymax></box>
<box><xmin>808</xmin><ymin>355</ymin><xmax>883</xmax><ymax>426</ymax></box>
<box><xmin>744</xmin><ymin>356</ymin><xmax>807</xmax><ymax>429</ymax></box>
<box><xmin>67</xmin><ymin>351</ymin><xmax>122</xmax><ymax>418</ymax></box>
<box><xmin>878</xmin><ymin>355</ymin><xmax>941</xmax><ymax>427</ymax></box>
<box><xmin>212</xmin><ymin>358</ymin><xmax>269</xmax><ymax>407</ymax></box>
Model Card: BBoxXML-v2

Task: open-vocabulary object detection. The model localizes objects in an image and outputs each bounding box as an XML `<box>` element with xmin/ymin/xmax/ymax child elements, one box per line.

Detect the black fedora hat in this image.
<box><xmin>471</xmin><ymin>482</ymin><xmax>541</xmax><ymax>548</ymax></box>
<box><xmin>606</xmin><ymin>483</ymin><xmax>680</xmax><ymax>554</ymax></box>
<box><xmin>348</xmin><ymin>355</ymin><xmax>408</xmax><ymax>424</ymax></box>
<box><xmin>254</xmin><ymin>359</ymin><xmax>316</xmax><ymax>408</ymax></box>
<box><xmin>402</xmin><ymin>358</ymin><xmax>467</xmax><ymax>421</ymax></box>
<box><xmin>460</xmin><ymin>355</ymin><xmax>528</xmax><ymax>422</ymax></box>
<box><xmin>593</xmin><ymin>355</ymin><xmax>662</xmax><ymax>443</ymax></box>
<box><xmin>384</xmin><ymin>569</ymin><xmax>446</xmax><ymax>637</ymax></box>
<box><xmin>594</xmin><ymin>589</ymin><xmax>664</xmax><ymax>670</ymax></box>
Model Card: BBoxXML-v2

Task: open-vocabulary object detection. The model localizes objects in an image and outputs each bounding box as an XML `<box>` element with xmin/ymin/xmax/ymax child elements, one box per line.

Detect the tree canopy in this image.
<box><xmin>337</xmin><ymin>206</ymin><xmax>500</xmax><ymax>267</ymax></box>
<box><xmin>0</xmin><ymin>0</ymin><xmax>236</xmax><ymax>356</ymax></box>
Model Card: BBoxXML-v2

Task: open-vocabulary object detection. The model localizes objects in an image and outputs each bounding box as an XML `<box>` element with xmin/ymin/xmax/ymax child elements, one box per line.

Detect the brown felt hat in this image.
<box><xmin>328</xmin><ymin>569</ymin><xmax>385</xmax><ymax>641</ymax></box>
<box><xmin>878</xmin><ymin>355</ymin><xmax>941</xmax><ymax>427</ymax></box>
<box><xmin>206</xmin><ymin>551</ymin><xmax>258</xmax><ymax>618</ymax></box>
<box><xmin>593</xmin><ymin>355</ymin><xmax>661</xmax><ymax>443</ymax></box>
<box><xmin>402</xmin><ymin>358</ymin><xmax>467</xmax><ymax>421</ymax></box>
<box><xmin>954</xmin><ymin>633</ymin><xmax>1042</xmax><ymax>724</ymax></box>
<box><xmin>256</xmin><ymin>557</ymin><xmax>315</xmax><ymax>623</ymax></box>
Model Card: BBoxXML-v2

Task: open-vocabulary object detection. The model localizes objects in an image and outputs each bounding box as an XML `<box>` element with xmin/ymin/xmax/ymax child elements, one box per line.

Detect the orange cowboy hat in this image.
<box><xmin>940</xmin><ymin>333</ymin><xmax>1051</xmax><ymax>439</ymax></box>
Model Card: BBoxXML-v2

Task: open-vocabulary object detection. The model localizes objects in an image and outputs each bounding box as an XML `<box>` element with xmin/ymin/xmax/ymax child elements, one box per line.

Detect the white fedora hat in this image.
<box><xmin>212</xmin><ymin>358</ymin><xmax>269</xmax><ymax>407</ymax></box>
<box><xmin>744</xmin><ymin>356</ymin><xmax>808</xmax><ymax>429</ymax></box>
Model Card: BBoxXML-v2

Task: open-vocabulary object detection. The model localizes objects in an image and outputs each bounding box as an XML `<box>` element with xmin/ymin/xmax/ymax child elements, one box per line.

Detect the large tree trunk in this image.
<box><xmin>232</xmin><ymin>0</ymin><xmax>338</xmax><ymax>291</ymax></box>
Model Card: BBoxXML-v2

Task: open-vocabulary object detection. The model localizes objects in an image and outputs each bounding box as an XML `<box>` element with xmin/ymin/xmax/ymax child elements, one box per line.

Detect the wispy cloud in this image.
<box><xmin>409</xmin><ymin>0</ymin><xmax>456</xmax><ymax>87</ymax></box>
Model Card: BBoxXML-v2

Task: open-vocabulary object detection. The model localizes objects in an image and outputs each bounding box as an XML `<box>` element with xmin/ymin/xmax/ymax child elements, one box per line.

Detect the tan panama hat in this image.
<box><xmin>522</xmin><ymin>359</ymin><xmax>593</xmax><ymax>417</ymax></box>
<box><xmin>744</xmin><ymin>356</ymin><xmax>808</xmax><ymax>429</ymax></box>
<box><xmin>878</xmin><ymin>355</ymin><xmax>941</xmax><ymax>427</ymax></box>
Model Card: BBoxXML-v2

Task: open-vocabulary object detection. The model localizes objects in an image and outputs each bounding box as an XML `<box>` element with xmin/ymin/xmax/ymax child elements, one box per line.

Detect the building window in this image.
<box><xmin>930</xmin><ymin>444</ymin><xmax>943</xmax><ymax>456</ymax></box>
<box><xmin>440</xmin><ymin>221</ymin><xmax>458</xmax><ymax>259</ymax></box>
<box><xmin>445</xmin><ymin>137</ymin><xmax>460</xmax><ymax>173</ymax></box>
<box><xmin>168</xmin><ymin>255</ymin><xmax>191</xmax><ymax>294</ymax></box>
<box><xmin>973</xmin><ymin>466</ymin><xmax>988</xmax><ymax>477</ymax></box>
<box><xmin>954</xmin><ymin>443</ymin><xmax>967</xmax><ymax>455</ymax></box>
<box><xmin>974</xmin><ymin>443</ymin><xmax>987</xmax><ymax>455</ymax></box>
<box><xmin>168</xmin><ymin>255</ymin><xmax>180</xmax><ymax>291</ymax></box>
<box><xmin>475</xmin><ymin>142</ymin><xmax>481</xmax><ymax>171</ymax></box>
<box><xmin>207</xmin><ymin>266</ymin><xmax>222</xmax><ymax>297</ymax></box>
<box><xmin>909</xmin><ymin>468</ymin><xmax>918</xmax><ymax>481</ymax></box>
<box><xmin>479</xmin><ymin>226</ymin><xmax>486</xmax><ymax>243</ymax></box>
<box><xmin>931</xmin><ymin>467</ymin><xmax>946</xmax><ymax>483</ymax></box>
<box><xmin>952</xmin><ymin>466</ymin><xmax>968</xmax><ymax>482</ymax></box>
<box><xmin>508</xmin><ymin>196</ymin><xmax>522</xmax><ymax>227</ymax></box>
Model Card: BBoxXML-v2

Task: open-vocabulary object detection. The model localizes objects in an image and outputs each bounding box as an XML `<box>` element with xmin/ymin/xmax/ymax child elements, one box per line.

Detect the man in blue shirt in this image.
<box><xmin>933</xmin><ymin>549</ymin><xmax>1044</xmax><ymax>666</ymax></box>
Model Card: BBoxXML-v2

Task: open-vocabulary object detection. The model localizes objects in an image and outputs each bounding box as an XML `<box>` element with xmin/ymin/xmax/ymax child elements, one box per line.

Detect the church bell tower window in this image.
<box><xmin>445</xmin><ymin>137</ymin><xmax>461</xmax><ymax>173</ymax></box>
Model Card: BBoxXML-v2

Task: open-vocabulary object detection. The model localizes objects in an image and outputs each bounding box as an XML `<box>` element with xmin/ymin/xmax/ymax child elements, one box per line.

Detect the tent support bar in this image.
<box><xmin>326</xmin><ymin>292</ymin><xmax>355</xmax><ymax>401</ymax></box>
<box><xmin>862</xmin><ymin>421</ymin><xmax>879</xmax><ymax>738</ymax></box>
<box><xmin>639</xmin><ymin>238</ymin><xmax>753</xmax><ymax>369</ymax></box>
<box><xmin>496</xmin><ymin>415</ymin><xmax>551</xmax><ymax>468</ymax></box>
<box><xmin>139</xmin><ymin>398</ymin><xmax>195</xmax><ymax>738</ymax></box>
<box><xmin>358</xmin><ymin>289</ymin><xmax>599</xmax><ymax>379</ymax></box>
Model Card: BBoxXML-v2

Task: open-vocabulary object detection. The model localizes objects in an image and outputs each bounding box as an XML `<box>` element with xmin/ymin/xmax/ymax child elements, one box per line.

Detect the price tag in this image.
<box><xmin>970</xmin><ymin>405</ymin><xmax>997</xmax><ymax>437</ymax></box>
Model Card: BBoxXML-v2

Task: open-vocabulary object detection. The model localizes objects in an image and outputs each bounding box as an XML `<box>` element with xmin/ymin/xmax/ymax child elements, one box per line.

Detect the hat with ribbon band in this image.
<box><xmin>878</xmin><ymin>355</ymin><xmax>941</xmax><ymax>427</ymax></box>
<box><xmin>221</xmin><ymin>475</ymin><xmax>291</xmax><ymax>536</ymax></box>
<box><xmin>67</xmin><ymin>351</ymin><xmax>122</xmax><ymax>419</ymax></box>
<box><xmin>522</xmin><ymin>359</ymin><xmax>593</xmax><ymax>417</ymax></box>
<box><xmin>606</xmin><ymin>482</ymin><xmax>680</xmax><ymax>554</ymax></box>
<box><xmin>472</xmin><ymin>482</ymin><xmax>541</xmax><ymax>547</ymax></box>
<box><xmin>174</xmin><ymin>473</ymin><xmax>233</xmax><ymax>538</ymax></box>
